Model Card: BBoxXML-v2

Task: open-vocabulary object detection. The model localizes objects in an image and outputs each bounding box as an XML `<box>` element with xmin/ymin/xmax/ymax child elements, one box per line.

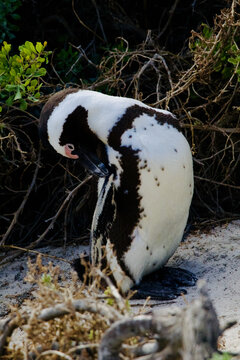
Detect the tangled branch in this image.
<box><xmin>0</xmin><ymin>257</ymin><xmax>234</xmax><ymax>360</ymax></box>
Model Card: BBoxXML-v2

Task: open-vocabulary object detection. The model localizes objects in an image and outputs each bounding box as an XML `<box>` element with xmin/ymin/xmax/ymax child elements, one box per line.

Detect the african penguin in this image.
<box><xmin>39</xmin><ymin>88</ymin><xmax>196</xmax><ymax>299</ymax></box>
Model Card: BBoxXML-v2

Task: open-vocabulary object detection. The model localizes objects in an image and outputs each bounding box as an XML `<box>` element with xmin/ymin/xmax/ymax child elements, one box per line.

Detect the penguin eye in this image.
<box><xmin>64</xmin><ymin>143</ymin><xmax>79</xmax><ymax>159</ymax></box>
<box><xmin>66</xmin><ymin>143</ymin><xmax>75</xmax><ymax>151</ymax></box>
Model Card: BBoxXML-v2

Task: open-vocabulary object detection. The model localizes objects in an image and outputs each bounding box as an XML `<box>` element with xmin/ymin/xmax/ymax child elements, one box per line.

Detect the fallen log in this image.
<box><xmin>99</xmin><ymin>280</ymin><xmax>220</xmax><ymax>360</ymax></box>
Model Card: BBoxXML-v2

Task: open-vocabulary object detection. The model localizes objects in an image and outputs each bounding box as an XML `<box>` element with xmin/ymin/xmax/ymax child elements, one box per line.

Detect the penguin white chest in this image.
<box><xmin>120</xmin><ymin>114</ymin><xmax>193</xmax><ymax>283</ymax></box>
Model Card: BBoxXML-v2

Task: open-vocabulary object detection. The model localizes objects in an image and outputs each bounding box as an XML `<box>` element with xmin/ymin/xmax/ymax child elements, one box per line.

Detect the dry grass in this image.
<box><xmin>0</xmin><ymin>255</ymin><xmax>226</xmax><ymax>360</ymax></box>
<box><xmin>0</xmin><ymin>255</ymin><xmax>137</xmax><ymax>359</ymax></box>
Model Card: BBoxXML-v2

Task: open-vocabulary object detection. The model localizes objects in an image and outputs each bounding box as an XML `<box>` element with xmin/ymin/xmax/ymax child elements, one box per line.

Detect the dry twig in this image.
<box><xmin>0</xmin><ymin>150</ymin><xmax>41</xmax><ymax>246</ymax></box>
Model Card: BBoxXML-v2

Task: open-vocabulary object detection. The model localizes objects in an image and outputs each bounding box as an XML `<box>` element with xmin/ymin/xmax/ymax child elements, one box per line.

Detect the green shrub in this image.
<box><xmin>54</xmin><ymin>45</ymin><xmax>100</xmax><ymax>84</ymax></box>
<box><xmin>0</xmin><ymin>41</ymin><xmax>51</xmax><ymax>110</ymax></box>
<box><xmin>190</xmin><ymin>21</ymin><xmax>240</xmax><ymax>81</ymax></box>
<box><xmin>55</xmin><ymin>45</ymin><xmax>82</xmax><ymax>82</ymax></box>
<box><xmin>0</xmin><ymin>0</ymin><xmax>21</xmax><ymax>42</ymax></box>
<box><xmin>209</xmin><ymin>353</ymin><xmax>232</xmax><ymax>360</ymax></box>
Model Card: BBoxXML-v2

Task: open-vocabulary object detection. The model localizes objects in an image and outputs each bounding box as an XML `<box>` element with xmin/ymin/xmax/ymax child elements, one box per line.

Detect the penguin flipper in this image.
<box><xmin>132</xmin><ymin>267</ymin><xmax>197</xmax><ymax>300</ymax></box>
<box><xmin>91</xmin><ymin>174</ymin><xmax>116</xmax><ymax>266</ymax></box>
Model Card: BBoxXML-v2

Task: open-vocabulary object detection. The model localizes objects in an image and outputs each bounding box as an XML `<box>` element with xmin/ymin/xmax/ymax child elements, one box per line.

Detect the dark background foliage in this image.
<box><xmin>16</xmin><ymin>0</ymin><xmax>226</xmax><ymax>49</ymax></box>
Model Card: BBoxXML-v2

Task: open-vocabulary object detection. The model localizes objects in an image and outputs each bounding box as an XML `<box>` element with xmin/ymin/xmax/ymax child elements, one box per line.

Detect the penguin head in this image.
<box><xmin>39</xmin><ymin>89</ymin><xmax>109</xmax><ymax>177</ymax></box>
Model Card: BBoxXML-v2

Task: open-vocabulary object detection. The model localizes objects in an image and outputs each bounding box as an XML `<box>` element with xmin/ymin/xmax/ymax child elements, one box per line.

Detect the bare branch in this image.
<box><xmin>0</xmin><ymin>150</ymin><xmax>41</xmax><ymax>246</ymax></box>
<box><xmin>29</xmin><ymin>174</ymin><xmax>93</xmax><ymax>248</ymax></box>
<box><xmin>98</xmin><ymin>281</ymin><xmax>220</xmax><ymax>360</ymax></box>
<box><xmin>72</xmin><ymin>0</ymin><xmax>105</xmax><ymax>42</ymax></box>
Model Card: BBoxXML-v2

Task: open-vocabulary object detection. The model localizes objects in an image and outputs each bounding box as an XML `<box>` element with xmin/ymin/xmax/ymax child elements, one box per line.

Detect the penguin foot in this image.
<box><xmin>131</xmin><ymin>267</ymin><xmax>197</xmax><ymax>300</ymax></box>
<box><xmin>131</xmin><ymin>281</ymin><xmax>187</xmax><ymax>300</ymax></box>
<box><xmin>72</xmin><ymin>254</ymin><xmax>90</xmax><ymax>282</ymax></box>
<box><xmin>146</xmin><ymin>267</ymin><xmax>198</xmax><ymax>287</ymax></box>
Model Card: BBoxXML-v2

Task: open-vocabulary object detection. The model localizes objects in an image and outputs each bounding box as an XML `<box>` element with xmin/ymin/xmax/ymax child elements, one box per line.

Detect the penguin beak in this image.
<box><xmin>72</xmin><ymin>148</ymin><xmax>109</xmax><ymax>178</ymax></box>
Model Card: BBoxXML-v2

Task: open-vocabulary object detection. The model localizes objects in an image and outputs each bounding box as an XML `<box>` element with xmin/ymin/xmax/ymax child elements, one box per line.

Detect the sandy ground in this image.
<box><xmin>169</xmin><ymin>219</ymin><xmax>240</xmax><ymax>353</ymax></box>
<box><xmin>0</xmin><ymin>220</ymin><xmax>240</xmax><ymax>354</ymax></box>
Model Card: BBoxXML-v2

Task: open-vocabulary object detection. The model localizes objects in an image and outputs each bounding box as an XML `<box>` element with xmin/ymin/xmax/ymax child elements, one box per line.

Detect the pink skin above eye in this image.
<box><xmin>64</xmin><ymin>144</ymin><xmax>79</xmax><ymax>159</ymax></box>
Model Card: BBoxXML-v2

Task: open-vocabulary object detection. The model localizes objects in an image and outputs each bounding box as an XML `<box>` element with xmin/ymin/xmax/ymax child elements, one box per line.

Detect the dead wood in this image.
<box><xmin>0</xmin><ymin>255</ymin><xmax>238</xmax><ymax>360</ymax></box>
<box><xmin>0</xmin><ymin>298</ymin><xmax>122</xmax><ymax>356</ymax></box>
<box><xmin>98</xmin><ymin>281</ymin><xmax>220</xmax><ymax>360</ymax></box>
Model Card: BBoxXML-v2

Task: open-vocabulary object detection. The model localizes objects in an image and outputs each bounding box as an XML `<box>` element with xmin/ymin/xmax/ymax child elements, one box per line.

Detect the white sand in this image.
<box><xmin>168</xmin><ymin>219</ymin><xmax>240</xmax><ymax>353</ymax></box>
<box><xmin>0</xmin><ymin>220</ymin><xmax>240</xmax><ymax>353</ymax></box>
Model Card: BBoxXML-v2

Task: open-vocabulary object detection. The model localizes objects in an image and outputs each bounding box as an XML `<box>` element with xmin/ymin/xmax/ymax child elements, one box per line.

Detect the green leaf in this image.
<box><xmin>0</xmin><ymin>40</ymin><xmax>50</xmax><ymax>108</ymax></box>
<box><xmin>41</xmin><ymin>273</ymin><xmax>52</xmax><ymax>284</ymax></box>
<box><xmin>30</xmin><ymin>79</ymin><xmax>38</xmax><ymax>87</ymax></box>
<box><xmin>19</xmin><ymin>44</ymin><xmax>31</xmax><ymax>56</ymax></box>
<box><xmin>36</xmin><ymin>83</ymin><xmax>42</xmax><ymax>91</ymax></box>
<box><xmin>213</xmin><ymin>62</ymin><xmax>222</xmax><ymax>72</ymax></box>
<box><xmin>19</xmin><ymin>99</ymin><xmax>27</xmax><ymax>110</ymax></box>
<box><xmin>26</xmin><ymin>68</ymin><xmax>32</xmax><ymax>76</ymax></box>
<box><xmin>25</xmin><ymin>41</ymin><xmax>36</xmax><ymax>54</ymax></box>
<box><xmin>228</xmin><ymin>57</ymin><xmax>238</xmax><ymax>65</ymax></box>
<box><xmin>2</xmin><ymin>41</ymin><xmax>11</xmax><ymax>55</ymax></box>
<box><xmin>30</xmin><ymin>64</ymin><xmax>37</xmax><ymax>73</ymax></box>
<box><xmin>38</xmin><ymin>57</ymin><xmax>46</xmax><ymax>63</ymax></box>
<box><xmin>88</xmin><ymin>330</ymin><xmax>94</xmax><ymax>340</ymax></box>
<box><xmin>36</xmin><ymin>42</ymin><xmax>43</xmax><ymax>53</ymax></box>
<box><xmin>106</xmin><ymin>298</ymin><xmax>114</xmax><ymax>306</ymax></box>
<box><xmin>202</xmin><ymin>23</ymin><xmax>213</xmax><ymax>39</ymax></box>
<box><xmin>34</xmin><ymin>68</ymin><xmax>46</xmax><ymax>77</ymax></box>
<box><xmin>13</xmin><ymin>85</ymin><xmax>22</xmax><ymax>100</ymax></box>
<box><xmin>5</xmin><ymin>84</ymin><xmax>18</xmax><ymax>92</ymax></box>
<box><xmin>10</xmin><ymin>13</ymin><xmax>21</xmax><ymax>21</ymax></box>
<box><xmin>27</xmin><ymin>85</ymin><xmax>34</xmax><ymax>93</ymax></box>
<box><xmin>6</xmin><ymin>95</ymin><xmax>14</xmax><ymax>106</ymax></box>
<box><xmin>34</xmin><ymin>92</ymin><xmax>40</xmax><ymax>98</ymax></box>
<box><xmin>221</xmin><ymin>67</ymin><xmax>233</xmax><ymax>79</ymax></box>
<box><xmin>209</xmin><ymin>352</ymin><xmax>232</xmax><ymax>360</ymax></box>
<box><xmin>28</xmin><ymin>95</ymin><xmax>40</xmax><ymax>102</ymax></box>
<box><xmin>10</xmin><ymin>67</ymin><xmax>16</xmax><ymax>77</ymax></box>
<box><xmin>0</xmin><ymin>106</ymin><xmax>2</xmax><ymax>112</ymax></box>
